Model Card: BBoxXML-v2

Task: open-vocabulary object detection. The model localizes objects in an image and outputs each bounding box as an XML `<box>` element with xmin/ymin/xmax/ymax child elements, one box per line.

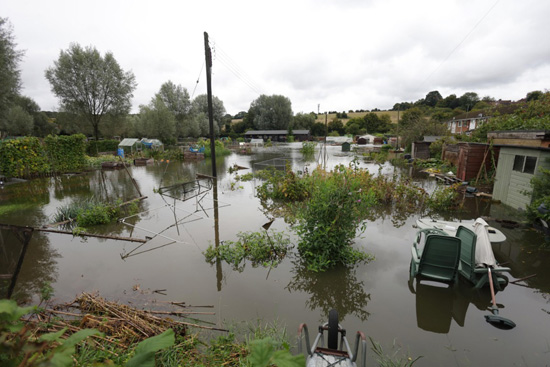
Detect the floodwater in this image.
<box><xmin>1</xmin><ymin>142</ymin><xmax>550</xmax><ymax>366</ymax></box>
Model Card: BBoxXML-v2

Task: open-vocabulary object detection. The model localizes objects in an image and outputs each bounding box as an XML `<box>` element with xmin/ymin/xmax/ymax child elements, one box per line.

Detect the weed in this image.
<box><xmin>203</xmin><ymin>230</ymin><xmax>293</xmax><ymax>272</ymax></box>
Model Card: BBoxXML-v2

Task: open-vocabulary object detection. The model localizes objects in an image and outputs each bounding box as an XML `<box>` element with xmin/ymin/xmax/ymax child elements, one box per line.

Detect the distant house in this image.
<box><xmin>445</xmin><ymin>114</ymin><xmax>491</xmax><ymax>135</ymax></box>
<box><xmin>491</xmin><ymin>131</ymin><xmax>550</xmax><ymax>210</ymax></box>
<box><xmin>244</xmin><ymin>130</ymin><xmax>310</xmax><ymax>142</ymax></box>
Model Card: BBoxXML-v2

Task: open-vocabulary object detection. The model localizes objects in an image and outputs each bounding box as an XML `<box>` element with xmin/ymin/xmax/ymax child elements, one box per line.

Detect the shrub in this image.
<box><xmin>204</xmin><ymin>231</ymin><xmax>292</xmax><ymax>272</ymax></box>
<box><xmin>86</xmin><ymin>139</ymin><xmax>120</xmax><ymax>156</ymax></box>
<box><xmin>294</xmin><ymin>164</ymin><xmax>376</xmax><ymax>272</ymax></box>
<box><xmin>45</xmin><ymin>134</ymin><xmax>87</xmax><ymax>172</ymax></box>
<box><xmin>0</xmin><ymin>137</ymin><xmax>50</xmax><ymax>178</ymax></box>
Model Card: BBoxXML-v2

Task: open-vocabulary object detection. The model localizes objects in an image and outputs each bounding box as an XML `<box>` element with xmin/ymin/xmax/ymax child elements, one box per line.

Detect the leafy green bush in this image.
<box><xmin>294</xmin><ymin>163</ymin><xmax>376</xmax><ymax>272</ymax></box>
<box><xmin>86</xmin><ymin>139</ymin><xmax>120</xmax><ymax>156</ymax></box>
<box><xmin>0</xmin><ymin>137</ymin><xmax>50</xmax><ymax>178</ymax></box>
<box><xmin>204</xmin><ymin>231</ymin><xmax>292</xmax><ymax>272</ymax></box>
<box><xmin>256</xmin><ymin>166</ymin><xmax>310</xmax><ymax>204</ymax></box>
<box><xmin>299</xmin><ymin>141</ymin><xmax>316</xmax><ymax>155</ymax></box>
<box><xmin>45</xmin><ymin>134</ymin><xmax>87</xmax><ymax>172</ymax></box>
<box><xmin>425</xmin><ymin>184</ymin><xmax>461</xmax><ymax>212</ymax></box>
<box><xmin>197</xmin><ymin>138</ymin><xmax>231</xmax><ymax>157</ymax></box>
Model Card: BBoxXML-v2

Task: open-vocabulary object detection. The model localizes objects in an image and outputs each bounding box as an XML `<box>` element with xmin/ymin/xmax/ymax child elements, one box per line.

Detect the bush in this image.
<box><xmin>0</xmin><ymin>137</ymin><xmax>51</xmax><ymax>178</ymax></box>
<box><xmin>294</xmin><ymin>164</ymin><xmax>376</xmax><ymax>272</ymax></box>
<box><xmin>45</xmin><ymin>134</ymin><xmax>87</xmax><ymax>172</ymax></box>
<box><xmin>86</xmin><ymin>139</ymin><xmax>120</xmax><ymax>156</ymax></box>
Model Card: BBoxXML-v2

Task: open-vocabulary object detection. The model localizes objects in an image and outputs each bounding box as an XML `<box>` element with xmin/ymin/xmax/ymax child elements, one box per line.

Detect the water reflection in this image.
<box><xmin>408</xmin><ymin>281</ymin><xmax>493</xmax><ymax>333</ymax></box>
<box><xmin>286</xmin><ymin>263</ymin><xmax>371</xmax><ymax>322</ymax></box>
<box><xmin>8</xmin><ymin>232</ymin><xmax>59</xmax><ymax>301</ymax></box>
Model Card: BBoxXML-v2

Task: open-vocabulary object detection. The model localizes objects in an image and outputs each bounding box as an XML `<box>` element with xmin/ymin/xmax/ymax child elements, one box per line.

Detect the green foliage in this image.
<box><xmin>125</xmin><ymin>329</ymin><xmax>175</xmax><ymax>367</ymax></box>
<box><xmin>138</xmin><ymin>95</ymin><xmax>177</xmax><ymax>145</ymax></box>
<box><xmin>256</xmin><ymin>166</ymin><xmax>310</xmax><ymax>204</ymax></box>
<box><xmin>413</xmin><ymin>158</ymin><xmax>456</xmax><ymax>175</ymax></box>
<box><xmin>0</xmin><ymin>299</ymin><xmax>101</xmax><ymax>367</ymax></box>
<box><xmin>293</xmin><ymin>163</ymin><xmax>377</xmax><ymax>271</ymax></box>
<box><xmin>249</xmin><ymin>94</ymin><xmax>293</xmax><ymax>130</ymax></box>
<box><xmin>299</xmin><ymin>141</ymin><xmax>316</xmax><ymax>155</ymax></box>
<box><xmin>425</xmin><ymin>184</ymin><xmax>461</xmax><ymax>212</ymax></box>
<box><xmin>428</xmin><ymin>136</ymin><xmax>456</xmax><ymax>159</ymax></box>
<box><xmin>76</xmin><ymin>203</ymin><xmax>116</xmax><ymax>226</ymax></box>
<box><xmin>526</xmin><ymin>164</ymin><xmax>550</xmax><ymax>226</ymax></box>
<box><xmin>292</xmin><ymin>112</ymin><xmax>316</xmax><ymax>130</ymax></box>
<box><xmin>0</xmin><ymin>137</ymin><xmax>50</xmax><ymax>178</ymax></box>
<box><xmin>247</xmin><ymin>338</ymin><xmax>304</xmax><ymax>367</ymax></box>
<box><xmin>236</xmin><ymin>172</ymin><xmax>254</xmax><ymax>182</ymax></box>
<box><xmin>54</xmin><ymin>197</ymin><xmax>136</xmax><ymax>228</ymax></box>
<box><xmin>86</xmin><ymin>139</ymin><xmax>120</xmax><ymax>156</ymax></box>
<box><xmin>44</xmin><ymin>134</ymin><xmax>87</xmax><ymax>172</ymax></box>
<box><xmin>204</xmin><ymin>230</ymin><xmax>293</xmax><ymax>272</ymax></box>
<box><xmin>0</xmin><ymin>18</ymin><xmax>24</xmax><ymax>124</ymax></box>
<box><xmin>45</xmin><ymin>43</ymin><xmax>137</xmax><ymax>140</ymax></box>
<box><xmin>471</xmin><ymin>92</ymin><xmax>550</xmax><ymax>141</ymax></box>
<box><xmin>197</xmin><ymin>138</ymin><xmax>231</xmax><ymax>157</ymax></box>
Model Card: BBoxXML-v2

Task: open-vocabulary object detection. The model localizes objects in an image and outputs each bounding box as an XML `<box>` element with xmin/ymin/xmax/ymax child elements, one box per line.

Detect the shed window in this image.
<box><xmin>524</xmin><ymin>156</ymin><xmax>537</xmax><ymax>174</ymax></box>
<box><xmin>513</xmin><ymin>155</ymin><xmax>537</xmax><ymax>174</ymax></box>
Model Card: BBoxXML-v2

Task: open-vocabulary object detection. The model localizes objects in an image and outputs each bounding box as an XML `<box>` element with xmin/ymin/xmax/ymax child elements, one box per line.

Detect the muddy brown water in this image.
<box><xmin>1</xmin><ymin>143</ymin><xmax>550</xmax><ymax>366</ymax></box>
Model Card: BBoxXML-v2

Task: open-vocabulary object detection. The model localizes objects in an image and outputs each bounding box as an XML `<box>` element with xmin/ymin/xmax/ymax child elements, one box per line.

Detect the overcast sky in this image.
<box><xmin>4</xmin><ymin>0</ymin><xmax>550</xmax><ymax>115</ymax></box>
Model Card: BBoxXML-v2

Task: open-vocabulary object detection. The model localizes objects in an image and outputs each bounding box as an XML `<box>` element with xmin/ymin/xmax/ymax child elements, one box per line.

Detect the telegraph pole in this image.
<box><xmin>204</xmin><ymin>32</ymin><xmax>216</xmax><ymax>177</ymax></box>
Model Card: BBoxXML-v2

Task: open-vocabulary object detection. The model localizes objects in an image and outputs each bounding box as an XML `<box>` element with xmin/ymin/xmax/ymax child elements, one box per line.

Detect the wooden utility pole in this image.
<box><xmin>204</xmin><ymin>32</ymin><xmax>217</xmax><ymax>177</ymax></box>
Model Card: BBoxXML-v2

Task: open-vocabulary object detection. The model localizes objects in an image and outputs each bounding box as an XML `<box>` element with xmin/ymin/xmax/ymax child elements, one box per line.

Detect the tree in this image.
<box><xmin>328</xmin><ymin>118</ymin><xmax>345</xmax><ymax>135</ymax></box>
<box><xmin>310</xmin><ymin>122</ymin><xmax>326</xmax><ymax>137</ymax></box>
<box><xmin>363</xmin><ymin>112</ymin><xmax>390</xmax><ymax>134</ymax></box>
<box><xmin>14</xmin><ymin>95</ymin><xmax>57</xmax><ymax>137</ymax></box>
<box><xmin>293</xmin><ymin>112</ymin><xmax>316</xmax><ymax>130</ymax></box>
<box><xmin>248</xmin><ymin>94</ymin><xmax>293</xmax><ymax>130</ymax></box>
<box><xmin>458</xmin><ymin>92</ymin><xmax>480</xmax><ymax>112</ymax></box>
<box><xmin>138</xmin><ymin>96</ymin><xmax>176</xmax><ymax>144</ymax></box>
<box><xmin>398</xmin><ymin>107</ymin><xmax>447</xmax><ymax>150</ymax></box>
<box><xmin>424</xmin><ymin>91</ymin><xmax>442</xmax><ymax>107</ymax></box>
<box><xmin>234</xmin><ymin>111</ymin><xmax>247</xmax><ymax>119</ymax></box>
<box><xmin>45</xmin><ymin>43</ymin><xmax>137</xmax><ymax>140</ymax></box>
<box><xmin>191</xmin><ymin>94</ymin><xmax>226</xmax><ymax>133</ymax></box>
<box><xmin>1</xmin><ymin>105</ymin><xmax>33</xmax><ymax>136</ymax></box>
<box><xmin>526</xmin><ymin>90</ymin><xmax>543</xmax><ymax>102</ymax></box>
<box><xmin>0</xmin><ymin>18</ymin><xmax>24</xmax><ymax>127</ymax></box>
<box><xmin>156</xmin><ymin>81</ymin><xmax>191</xmax><ymax>138</ymax></box>
<box><xmin>436</xmin><ymin>94</ymin><xmax>460</xmax><ymax>109</ymax></box>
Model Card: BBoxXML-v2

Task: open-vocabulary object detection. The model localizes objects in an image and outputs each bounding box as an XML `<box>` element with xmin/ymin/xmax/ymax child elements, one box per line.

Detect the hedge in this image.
<box><xmin>45</xmin><ymin>134</ymin><xmax>88</xmax><ymax>173</ymax></box>
<box><xmin>0</xmin><ymin>137</ymin><xmax>50</xmax><ymax>178</ymax></box>
<box><xmin>86</xmin><ymin>140</ymin><xmax>120</xmax><ymax>156</ymax></box>
<box><xmin>0</xmin><ymin>134</ymin><xmax>88</xmax><ymax>178</ymax></box>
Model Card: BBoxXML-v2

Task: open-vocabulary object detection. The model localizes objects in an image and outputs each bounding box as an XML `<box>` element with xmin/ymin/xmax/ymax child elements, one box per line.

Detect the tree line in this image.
<box><xmin>0</xmin><ymin>17</ymin><xmax>546</xmax><ymax>148</ymax></box>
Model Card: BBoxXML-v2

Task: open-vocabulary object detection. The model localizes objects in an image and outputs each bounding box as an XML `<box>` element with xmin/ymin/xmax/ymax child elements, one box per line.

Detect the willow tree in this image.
<box><xmin>0</xmin><ymin>18</ymin><xmax>24</xmax><ymax>127</ymax></box>
<box><xmin>45</xmin><ymin>43</ymin><xmax>136</xmax><ymax>140</ymax></box>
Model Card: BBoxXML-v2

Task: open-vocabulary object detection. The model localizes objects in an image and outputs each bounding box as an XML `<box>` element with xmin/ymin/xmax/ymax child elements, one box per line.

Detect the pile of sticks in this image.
<box><xmin>28</xmin><ymin>292</ymin><xmax>225</xmax><ymax>347</ymax></box>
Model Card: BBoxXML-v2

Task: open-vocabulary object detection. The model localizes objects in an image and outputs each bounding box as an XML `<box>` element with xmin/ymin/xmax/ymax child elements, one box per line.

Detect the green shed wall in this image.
<box><xmin>493</xmin><ymin>147</ymin><xmax>550</xmax><ymax>210</ymax></box>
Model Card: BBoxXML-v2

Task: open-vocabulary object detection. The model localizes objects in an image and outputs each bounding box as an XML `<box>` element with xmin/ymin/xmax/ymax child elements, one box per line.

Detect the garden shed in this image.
<box><xmin>455</xmin><ymin>143</ymin><xmax>499</xmax><ymax>182</ymax></box>
<box><xmin>493</xmin><ymin>145</ymin><xmax>550</xmax><ymax>210</ymax></box>
<box><xmin>118</xmin><ymin>138</ymin><xmax>141</xmax><ymax>154</ymax></box>
<box><xmin>141</xmin><ymin>138</ymin><xmax>164</xmax><ymax>151</ymax></box>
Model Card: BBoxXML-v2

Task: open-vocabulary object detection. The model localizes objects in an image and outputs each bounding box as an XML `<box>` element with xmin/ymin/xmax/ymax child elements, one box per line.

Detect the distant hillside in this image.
<box><xmin>230</xmin><ymin>110</ymin><xmax>400</xmax><ymax>126</ymax></box>
<box><xmin>314</xmin><ymin>111</ymin><xmax>400</xmax><ymax>125</ymax></box>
